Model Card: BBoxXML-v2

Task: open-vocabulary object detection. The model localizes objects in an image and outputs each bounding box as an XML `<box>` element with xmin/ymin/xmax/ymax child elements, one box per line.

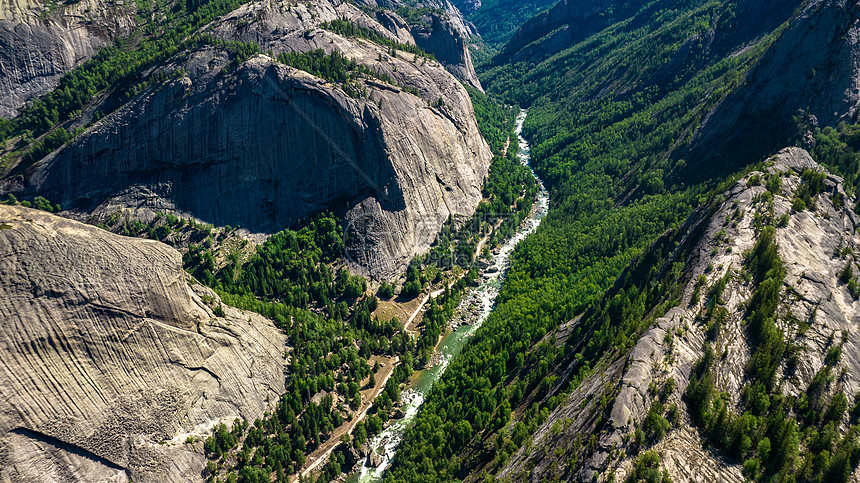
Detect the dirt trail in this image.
<box><xmin>297</xmin><ymin>224</ymin><xmax>496</xmax><ymax>480</ymax></box>
<box><xmin>297</xmin><ymin>135</ymin><xmax>525</xmax><ymax>478</ymax></box>
<box><xmin>403</xmin><ymin>225</ymin><xmax>494</xmax><ymax>335</ymax></box>
<box><xmin>296</xmin><ymin>356</ymin><xmax>399</xmax><ymax>481</ymax></box>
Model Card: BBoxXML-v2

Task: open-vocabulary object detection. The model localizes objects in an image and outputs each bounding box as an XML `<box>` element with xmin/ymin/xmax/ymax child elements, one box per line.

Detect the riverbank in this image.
<box><xmin>352</xmin><ymin>109</ymin><xmax>549</xmax><ymax>482</ymax></box>
<box><xmin>292</xmin><ymin>109</ymin><xmax>542</xmax><ymax>482</ymax></box>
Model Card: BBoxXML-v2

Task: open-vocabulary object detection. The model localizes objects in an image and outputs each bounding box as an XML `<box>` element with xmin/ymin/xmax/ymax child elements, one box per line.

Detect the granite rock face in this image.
<box><xmin>0</xmin><ymin>204</ymin><xmax>286</xmax><ymax>482</ymax></box>
<box><xmin>5</xmin><ymin>0</ymin><xmax>492</xmax><ymax>279</ymax></box>
<box><xmin>210</xmin><ymin>0</ymin><xmax>482</xmax><ymax>89</ymax></box>
<box><xmin>16</xmin><ymin>45</ymin><xmax>490</xmax><ymax>278</ymax></box>
<box><xmin>409</xmin><ymin>0</ymin><xmax>483</xmax><ymax>90</ymax></box>
<box><xmin>0</xmin><ymin>0</ymin><xmax>137</xmax><ymax>118</ymax></box>
<box><xmin>498</xmin><ymin>148</ymin><xmax>860</xmax><ymax>481</ymax></box>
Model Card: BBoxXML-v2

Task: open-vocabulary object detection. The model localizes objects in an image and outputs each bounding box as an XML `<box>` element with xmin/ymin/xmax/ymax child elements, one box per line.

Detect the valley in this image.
<box><xmin>3</xmin><ymin>0</ymin><xmax>860</xmax><ymax>482</ymax></box>
<box><xmin>353</xmin><ymin>109</ymin><xmax>549</xmax><ymax>481</ymax></box>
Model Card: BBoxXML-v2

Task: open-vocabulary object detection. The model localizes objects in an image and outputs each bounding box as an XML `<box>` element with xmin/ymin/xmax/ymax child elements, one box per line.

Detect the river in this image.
<box><xmin>353</xmin><ymin>109</ymin><xmax>548</xmax><ymax>482</ymax></box>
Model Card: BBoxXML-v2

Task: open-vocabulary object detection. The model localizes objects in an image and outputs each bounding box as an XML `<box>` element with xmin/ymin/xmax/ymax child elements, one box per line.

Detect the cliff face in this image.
<box><xmin>498</xmin><ymin>148</ymin><xmax>860</xmax><ymax>481</ymax></box>
<box><xmin>0</xmin><ymin>204</ymin><xmax>286</xmax><ymax>482</ymax></box>
<box><xmin>690</xmin><ymin>0</ymin><xmax>860</xmax><ymax>174</ymax></box>
<box><xmin>0</xmin><ymin>0</ymin><xmax>136</xmax><ymax>118</ymax></box>
<box><xmin>410</xmin><ymin>0</ymin><xmax>483</xmax><ymax>90</ymax></box>
<box><xmin>17</xmin><ymin>46</ymin><xmax>490</xmax><ymax>278</ymax></box>
<box><xmin>3</xmin><ymin>0</ymin><xmax>492</xmax><ymax>279</ymax></box>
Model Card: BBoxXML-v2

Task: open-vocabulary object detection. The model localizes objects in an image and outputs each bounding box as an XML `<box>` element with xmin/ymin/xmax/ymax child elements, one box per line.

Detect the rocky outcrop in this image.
<box><xmin>0</xmin><ymin>0</ymin><xmax>136</xmax><ymax>118</ymax></box>
<box><xmin>498</xmin><ymin>148</ymin><xmax>860</xmax><ymax>481</ymax></box>
<box><xmin>0</xmin><ymin>204</ymin><xmax>286</xmax><ymax>481</ymax></box>
<box><xmin>210</xmin><ymin>0</ymin><xmax>482</xmax><ymax>89</ymax></box>
<box><xmin>209</xmin><ymin>0</ymin><xmax>413</xmax><ymax>52</ymax></box>
<box><xmin>410</xmin><ymin>0</ymin><xmax>483</xmax><ymax>90</ymax></box>
<box><xmin>12</xmin><ymin>40</ymin><xmax>490</xmax><ymax>278</ymax></box>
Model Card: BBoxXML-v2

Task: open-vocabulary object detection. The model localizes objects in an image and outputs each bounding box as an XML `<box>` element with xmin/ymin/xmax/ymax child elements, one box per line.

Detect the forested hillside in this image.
<box><xmin>450</xmin><ymin>0</ymin><xmax>557</xmax><ymax>47</ymax></box>
<box><xmin>385</xmin><ymin>0</ymin><xmax>860</xmax><ymax>481</ymax></box>
<box><xmin>0</xmin><ymin>0</ymin><xmax>513</xmax><ymax>480</ymax></box>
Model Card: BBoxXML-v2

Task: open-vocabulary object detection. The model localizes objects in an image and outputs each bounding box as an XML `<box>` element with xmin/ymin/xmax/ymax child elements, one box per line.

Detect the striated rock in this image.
<box><xmin>0</xmin><ymin>0</ymin><xmax>137</xmax><ymax>118</ymax></box>
<box><xmin>618</xmin><ymin>426</ymin><xmax>745</xmax><ymax>483</ymax></box>
<box><xmin>210</xmin><ymin>0</ymin><xmax>482</xmax><ymax>90</ymax></box>
<box><xmin>209</xmin><ymin>0</ymin><xmax>413</xmax><ymax>51</ymax></box>
<box><xmin>0</xmin><ymin>204</ymin><xmax>286</xmax><ymax>481</ymax></box>
<box><xmin>496</xmin><ymin>355</ymin><xmax>627</xmax><ymax>482</ymax></box>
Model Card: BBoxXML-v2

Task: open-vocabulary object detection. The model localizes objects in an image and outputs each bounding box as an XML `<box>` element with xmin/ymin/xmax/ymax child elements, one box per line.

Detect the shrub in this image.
<box><xmin>667</xmin><ymin>404</ymin><xmax>680</xmax><ymax>426</ymax></box>
<box><xmin>743</xmin><ymin>457</ymin><xmax>761</xmax><ymax>480</ymax></box>
<box><xmin>839</xmin><ymin>263</ymin><xmax>854</xmax><ymax>284</ymax></box>
<box><xmin>642</xmin><ymin>400</ymin><xmax>670</xmax><ymax>442</ymax></box>
<box><xmin>33</xmin><ymin>196</ymin><xmax>54</xmax><ymax>212</ymax></box>
<box><xmin>792</xmin><ymin>197</ymin><xmax>806</xmax><ymax>212</ymax></box>
<box><xmin>627</xmin><ymin>451</ymin><xmax>667</xmax><ymax>483</ymax></box>
<box><xmin>849</xmin><ymin>278</ymin><xmax>859</xmax><ymax>299</ymax></box>
<box><xmin>766</xmin><ymin>175</ymin><xmax>782</xmax><ymax>194</ymax></box>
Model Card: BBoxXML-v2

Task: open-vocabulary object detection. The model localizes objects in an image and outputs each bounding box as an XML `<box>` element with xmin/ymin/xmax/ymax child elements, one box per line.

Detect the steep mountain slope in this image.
<box><xmin>499</xmin><ymin>148</ymin><xmax>860</xmax><ymax>481</ymax></box>
<box><xmin>496</xmin><ymin>0</ymin><xmax>614</xmax><ymax>62</ymax></box>
<box><xmin>383</xmin><ymin>1</ymin><xmax>860</xmax><ymax>482</ymax></box>
<box><xmin>403</xmin><ymin>0</ymin><xmax>484</xmax><ymax>89</ymax></box>
<box><xmin>0</xmin><ymin>204</ymin><xmax>286</xmax><ymax>481</ymax></box>
<box><xmin>493</xmin><ymin>0</ymin><xmax>799</xmax><ymax>66</ymax></box>
<box><xmin>1</xmin><ymin>0</ymin><xmax>493</xmax><ymax>278</ymax></box>
<box><xmin>688</xmin><ymin>0</ymin><xmax>860</xmax><ymax>178</ymax></box>
<box><xmin>449</xmin><ymin>0</ymin><xmax>557</xmax><ymax>47</ymax></box>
